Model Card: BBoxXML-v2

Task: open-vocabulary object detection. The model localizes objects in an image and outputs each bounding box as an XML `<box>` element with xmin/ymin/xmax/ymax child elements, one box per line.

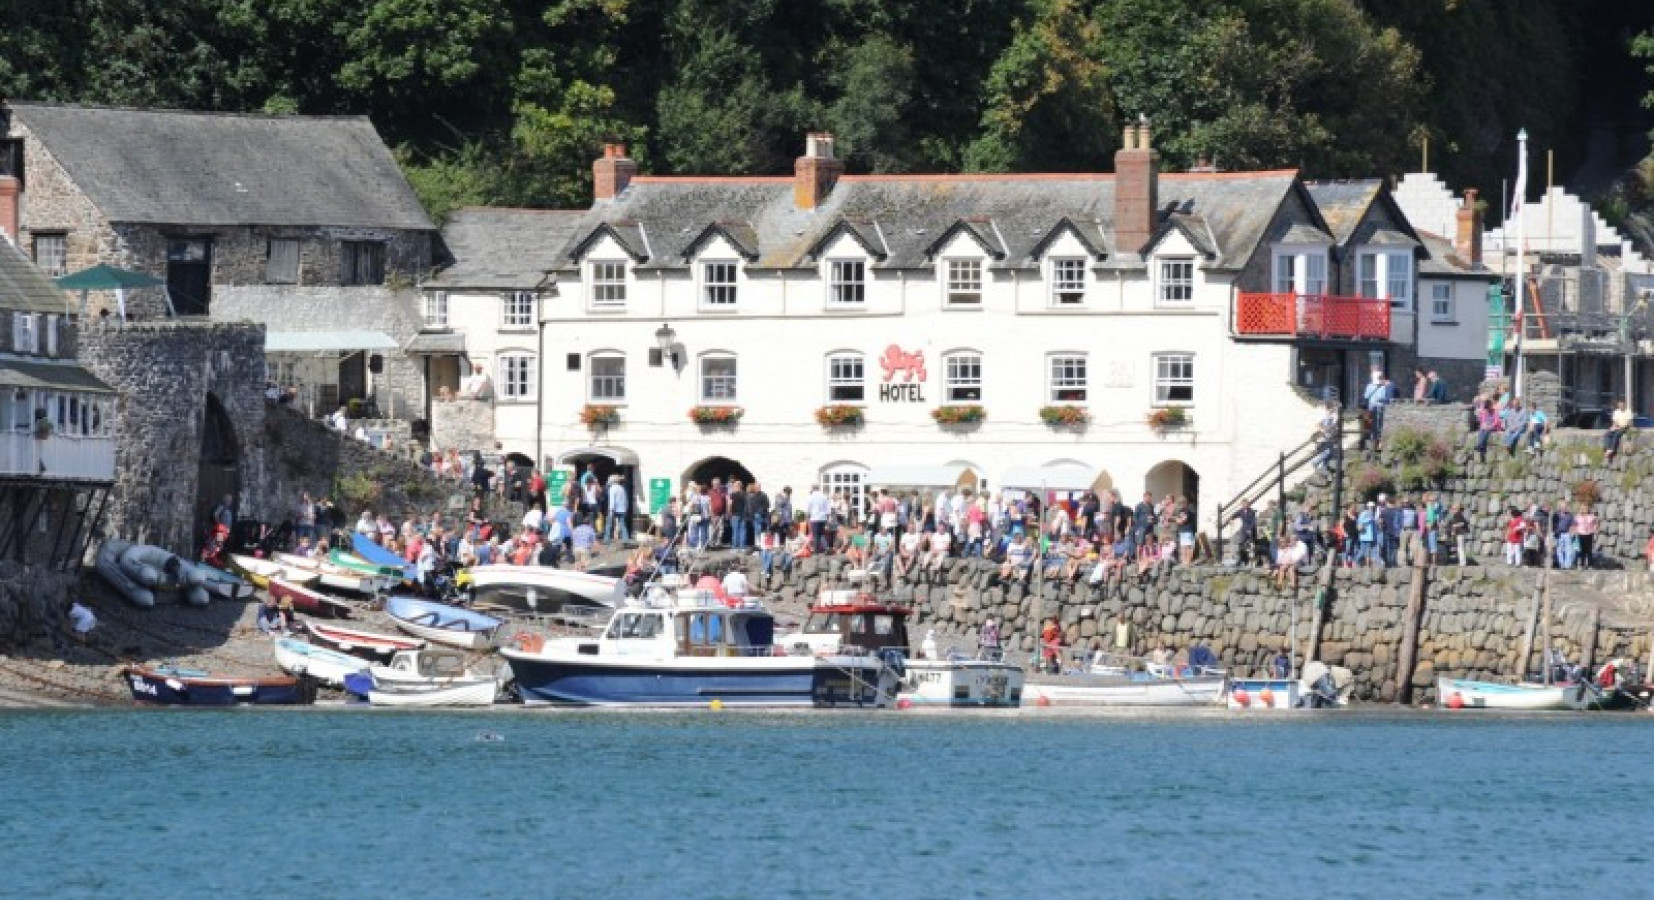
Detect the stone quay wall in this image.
<box><xmin>430</xmin><ymin>398</ymin><xmax>495</xmax><ymax>457</ymax></box>
<box><xmin>77</xmin><ymin>321</ymin><xmax>269</xmax><ymax>554</ymax></box>
<box><xmin>262</xmin><ymin>404</ymin><xmax>471</xmax><ymax>523</ymax></box>
<box><xmin>754</xmin><ymin>556</ymin><xmax>1652</xmax><ymax>703</ymax></box>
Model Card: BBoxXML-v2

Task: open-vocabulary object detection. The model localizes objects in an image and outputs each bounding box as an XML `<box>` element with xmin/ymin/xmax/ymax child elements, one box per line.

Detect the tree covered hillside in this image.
<box><xmin>1</xmin><ymin>0</ymin><xmax>1649</xmax><ymax>220</ymax></box>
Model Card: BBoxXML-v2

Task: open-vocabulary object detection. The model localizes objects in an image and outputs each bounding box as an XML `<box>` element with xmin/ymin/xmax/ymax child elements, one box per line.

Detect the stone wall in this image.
<box><xmin>1413</xmin><ymin>356</ymin><xmax>1485</xmax><ymax>403</ymax></box>
<box><xmin>0</xmin><ymin>566</ymin><xmax>76</xmax><ymax>649</ymax></box>
<box><xmin>430</xmin><ymin>398</ymin><xmax>496</xmax><ymax>456</ymax></box>
<box><xmin>755</xmin><ymin>556</ymin><xmax>1652</xmax><ymax>703</ymax></box>
<box><xmin>76</xmin><ymin>321</ymin><xmax>269</xmax><ymax>553</ymax></box>
<box><xmin>263</xmin><ymin>404</ymin><xmax>470</xmax><ymax>523</ymax></box>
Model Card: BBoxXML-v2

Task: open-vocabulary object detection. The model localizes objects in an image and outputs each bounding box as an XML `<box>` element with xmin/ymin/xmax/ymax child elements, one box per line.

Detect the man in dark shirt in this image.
<box><xmin>1236</xmin><ymin>500</ymin><xmax>1259</xmax><ymax>565</ymax></box>
<box><xmin>1133</xmin><ymin>491</ymin><xmax>1156</xmax><ymax>546</ymax></box>
<box><xmin>707</xmin><ymin>478</ymin><xmax>728</xmax><ymax>548</ymax></box>
<box><xmin>728</xmin><ymin>479</ymin><xmax>749</xmax><ymax>549</ymax></box>
<box><xmin>749</xmin><ymin>483</ymin><xmax>771</xmax><ymax>545</ymax></box>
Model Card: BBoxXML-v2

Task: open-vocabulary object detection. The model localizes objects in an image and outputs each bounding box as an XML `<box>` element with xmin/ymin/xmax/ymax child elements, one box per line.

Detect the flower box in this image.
<box><xmin>1038</xmin><ymin>405</ymin><xmax>1090</xmax><ymax>427</ymax></box>
<box><xmin>815</xmin><ymin>405</ymin><xmax>864</xmax><ymax>428</ymax></box>
<box><xmin>1147</xmin><ymin>406</ymin><xmax>1190</xmax><ymax>431</ymax></box>
<box><xmin>689</xmin><ymin>405</ymin><xmax>744</xmax><ymax>425</ymax></box>
<box><xmin>931</xmin><ymin>405</ymin><xmax>986</xmax><ymax>425</ymax></box>
<box><xmin>579</xmin><ymin>404</ymin><xmax>621</xmax><ymax>428</ymax></box>
<box><xmin>32</xmin><ymin>418</ymin><xmax>52</xmax><ymax>439</ymax></box>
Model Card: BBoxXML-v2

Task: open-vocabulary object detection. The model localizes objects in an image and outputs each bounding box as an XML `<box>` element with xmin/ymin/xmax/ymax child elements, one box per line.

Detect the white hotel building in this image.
<box><xmin>422</xmin><ymin>129</ymin><xmax>1488</xmax><ymax>525</ymax></box>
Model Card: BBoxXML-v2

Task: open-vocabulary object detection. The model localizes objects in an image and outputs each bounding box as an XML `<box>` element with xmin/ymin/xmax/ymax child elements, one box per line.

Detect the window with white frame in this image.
<box><xmin>1358</xmin><ymin>250</ymin><xmax>1413</xmax><ymax>309</ymax></box>
<box><xmin>1430</xmin><ymin>283</ymin><xmax>1454</xmax><ymax>322</ymax></box>
<box><xmin>1049</xmin><ymin>354</ymin><xmax>1087</xmax><ymax>402</ymax></box>
<box><xmin>44</xmin><ymin>315</ymin><xmax>57</xmax><ymax>358</ymax></box>
<box><xmin>827</xmin><ymin>353</ymin><xmax>865</xmax><ymax>402</ymax></box>
<box><xmin>32</xmin><ymin>233</ymin><xmax>67</xmax><ymax>277</ymax></box>
<box><xmin>422</xmin><ymin>291</ymin><xmax>449</xmax><ymax>328</ymax></box>
<box><xmin>945</xmin><ymin>259</ymin><xmax>982</xmax><ymax>305</ymax></box>
<box><xmin>266</xmin><ymin>238</ymin><xmax>300</xmax><ymax>284</ymax></box>
<box><xmin>498</xmin><ymin>353</ymin><xmax>537</xmax><ymax>401</ymax></box>
<box><xmin>1157</xmin><ymin>257</ymin><xmax>1194</xmax><ymax>305</ymax></box>
<box><xmin>266</xmin><ymin>358</ymin><xmax>297</xmax><ymax>389</ymax></box>
<box><xmin>1273</xmin><ymin>248</ymin><xmax>1329</xmax><ymax>295</ymax></box>
<box><xmin>502</xmin><ymin>291</ymin><xmax>536</xmax><ymax>329</ymax></box>
<box><xmin>943</xmin><ymin>351</ymin><xmax>982</xmax><ymax>402</ymax></box>
<box><xmin>1050</xmin><ymin>257</ymin><xmax>1086</xmax><ymax>305</ymax></box>
<box><xmin>589</xmin><ymin>353</ymin><xmax>626</xmax><ymax>401</ymax></box>
<box><xmin>1152</xmin><ymin>353</ymin><xmax>1194</xmax><ymax>405</ymax></box>
<box><xmin>1305</xmin><ymin>253</ymin><xmax>1327</xmax><ymax>295</ymax></box>
<box><xmin>12</xmin><ymin>313</ymin><xmax>35</xmax><ymax>354</ymax></box>
<box><xmin>820</xmin><ymin>463</ymin><xmax>868</xmax><ymax>520</ymax></box>
<box><xmin>590</xmin><ymin>261</ymin><xmax>627</xmax><ymax>308</ymax></box>
<box><xmin>828</xmin><ymin>260</ymin><xmax>866</xmax><ymax>304</ymax></box>
<box><xmin>1273</xmin><ymin>253</ymin><xmax>1297</xmax><ymax>294</ymax></box>
<box><xmin>702</xmin><ymin>261</ymin><xmax>738</xmax><ymax>307</ymax></box>
<box><xmin>700</xmin><ymin>354</ymin><xmax>738</xmax><ymax>402</ymax></box>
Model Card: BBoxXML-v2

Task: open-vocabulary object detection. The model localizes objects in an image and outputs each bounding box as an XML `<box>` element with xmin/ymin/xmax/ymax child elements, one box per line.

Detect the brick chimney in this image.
<box><xmin>795</xmin><ymin>132</ymin><xmax>843</xmax><ymax>210</ymax></box>
<box><xmin>592</xmin><ymin>144</ymin><xmax>636</xmax><ymax>202</ymax></box>
<box><xmin>0</xmin><ymin>176</ymin><xmax>18</xmax><ymax>243</ymax></box>
<box><xmin>1454</xmin><ymin>188</ymin><xmax>1482</xmax><ymax>266</ymax></box>
<box><xmin>1113</xmin><ymin>120</ymin><xmax>1159</xmax><ymax>256</ymax></box>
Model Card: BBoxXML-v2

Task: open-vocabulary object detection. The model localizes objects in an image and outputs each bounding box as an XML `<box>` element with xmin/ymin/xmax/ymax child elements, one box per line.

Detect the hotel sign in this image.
<box><xmin>878</xmin><ymin>344</ymin><xmax>927</xmax><ymax>402</ymax></box>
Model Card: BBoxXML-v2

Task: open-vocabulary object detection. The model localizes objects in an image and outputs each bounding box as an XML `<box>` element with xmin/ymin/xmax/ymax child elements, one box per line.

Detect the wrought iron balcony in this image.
<box><xmin>1235</xmin><ymin>293</ymin><xmax>1391</xmax><ymax>341</ymax></box>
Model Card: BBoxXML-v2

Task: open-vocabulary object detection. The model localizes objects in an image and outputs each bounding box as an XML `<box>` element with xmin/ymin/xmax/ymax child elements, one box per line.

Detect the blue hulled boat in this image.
<box><xmin>498</xmin><ymin>589</ymin><xmax>900</xmax><ymax>708</ymax></box>
<box><xmin>123</xmin><ymin>665</ymin><xmax>318</xmax><ymax>706</ymax></box>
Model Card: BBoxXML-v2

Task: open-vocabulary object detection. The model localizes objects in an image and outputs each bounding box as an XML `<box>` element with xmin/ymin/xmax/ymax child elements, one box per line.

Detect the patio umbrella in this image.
<box><xmin>55</xmin><ymin>264</ymin><xmax>169</xmax><ymax>322</ymax></box>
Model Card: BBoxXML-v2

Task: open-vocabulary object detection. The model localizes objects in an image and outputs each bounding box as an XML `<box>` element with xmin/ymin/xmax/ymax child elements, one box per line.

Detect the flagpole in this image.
<box><xmin>1513</xmin><ymin>128</ymin><xmax>1529</xmax><ymax>399</ymax></box>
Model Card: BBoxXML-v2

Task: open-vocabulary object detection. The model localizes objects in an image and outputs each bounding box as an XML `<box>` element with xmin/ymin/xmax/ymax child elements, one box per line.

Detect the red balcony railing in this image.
<box><xmin>1235</xmin><ymin>293</ymin><xmax>1391</xmax><ymax>341</ymax></box>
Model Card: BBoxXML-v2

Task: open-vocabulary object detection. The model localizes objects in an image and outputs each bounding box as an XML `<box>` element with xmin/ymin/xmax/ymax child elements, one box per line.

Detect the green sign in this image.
<box><xmin>649</xmin><ymin>477</ymin><xmax>672</xmax><ymax>514</ymax></box>
<box><xmin>547</xmin><ymin>469</ymin><xmax>571</xmax><ymax>503</ymax></box>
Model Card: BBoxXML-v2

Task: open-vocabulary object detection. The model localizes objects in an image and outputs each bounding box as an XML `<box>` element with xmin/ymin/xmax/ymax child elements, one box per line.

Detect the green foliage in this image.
<box><xmin>334</xmin><ymin>469</ymin><xmax>382</xmax><ymax>510</ymax></box>
<box><xmin>1386</xmin><ymin>427</ymin><xmax>1431</xmax><ymax>464</ymax></box>
<box><xmin>1347</xmin><ymin>461</ymin><xmax>1395</xmax><ymax>502</ymax></box>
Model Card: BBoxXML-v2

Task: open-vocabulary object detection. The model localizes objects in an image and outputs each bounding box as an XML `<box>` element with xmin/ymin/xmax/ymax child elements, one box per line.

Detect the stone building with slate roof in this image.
<box><xmin>0</xmin><ymin>102</ymin><xmax>435</xmax><ymax>423</ymax></box>
<box><xmin>424</xmin><ymin>128</ymin><xmax>1460</xmax><ymax>530</ymax></box>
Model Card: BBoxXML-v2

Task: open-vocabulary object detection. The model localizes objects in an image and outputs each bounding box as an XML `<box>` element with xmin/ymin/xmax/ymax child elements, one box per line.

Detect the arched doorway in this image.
<box><xmin>683</xmin><ymin>456</ymin><xmax>755</xmax><ymax>489</ymax></box>
<box><xmin>559</xmin><ymin>448</ymin><xmax>638</xmax><ymax>521</ymax></box>
<box><xmin>1145</xmin><ymin>460</ymin><xmax>1200</xmax><ymax>509</ymax></box>
<box><xmin>196</xmin><ymin>393</ymin><xmax>240</xmax><ymax>544</ymax></box>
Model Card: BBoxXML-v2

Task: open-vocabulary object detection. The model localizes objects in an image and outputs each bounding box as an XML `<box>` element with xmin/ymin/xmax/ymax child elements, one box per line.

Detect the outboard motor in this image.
<box><xmin>876</xmin><ymin>647</ymin><xmax>907</xmax><ymax>679</ymax></box>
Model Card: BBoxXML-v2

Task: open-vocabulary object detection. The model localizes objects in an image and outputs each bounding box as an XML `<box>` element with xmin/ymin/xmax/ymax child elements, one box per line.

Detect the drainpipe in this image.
<box><xmin>535</xmin><ymin>273</ymin><xmax>551</xmax><ymax>470</ymax></box>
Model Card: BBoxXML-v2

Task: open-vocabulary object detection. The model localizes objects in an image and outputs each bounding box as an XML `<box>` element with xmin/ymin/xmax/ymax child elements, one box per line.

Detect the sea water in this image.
<box><xmin>3</xmin><ymin>708</ymin><xmax>1651</xmax><ymax>900</ymax></box>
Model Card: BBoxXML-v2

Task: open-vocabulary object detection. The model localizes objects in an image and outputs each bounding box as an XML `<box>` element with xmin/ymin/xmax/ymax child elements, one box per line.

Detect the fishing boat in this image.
<box><xmin>123</xmin><ymin>665</ymin><xmax>317</xmax><ymax>706</ymax></box>
<box><xmin>227</xmin><ymin>553</ymin><xmax>320</xmax><ymax>590</ymax></box>
<box><xmin>301</xmin><ymin>619</ymin><xmax>426</xmax><ymax>663</ymax></box>
<box><xmin>274</xmin><ymin>552</ymin><xmax>396</xmax><ymax>595</ymax></box>
<box><xmin>1436</xmin><ymin>676</ymin><xmax>1570</xmax><ymax>711</ymax></box>
<box><xmin>271</xmin><ymin>637</ymin><xmax>369</xmax><ymax>687</ymax></box>
<box><xmin>385</xmin><ymin>595</ymin><xmax>502</xmax><ymax>651</ymax></box>
<box><xmin>268</xmin><ymin>577</ymin><xmax>356</xmax><ymax>619</ymax></box>
<box><xmin>776</xmin><ymin>589</ymin><xmax>1024</xmax><ymax>707</ymax></box>
<box><xmin>499</xmin><ymin>588</ymin><xmax>900</xmax><ymax>708</ymax></box>
<box><xmin>1027</xmin><ymin>659</ymin><xmax>1226</xmax><ymax>708</ymax></box>
<box><xmin>1228</xmin><ymin>662</ymin><xmax>1351</xmax><ymax>710</ymax></box>
<box><xmin>464</xmin><ymin>564</ymin><xmax>622</xmax><ymax>615</ymax></box>
<box><xmin>327</xmin><ymin>548</ymin><xmax>406</xmax><ymax>579</ymax></box>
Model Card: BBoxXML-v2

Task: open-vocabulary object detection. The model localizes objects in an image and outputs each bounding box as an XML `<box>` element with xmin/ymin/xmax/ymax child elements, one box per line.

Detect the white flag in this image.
<box><xmin>1510</xmin><ymin>135</ymin><xmax>1527</xmax><ymax>223</ymax></box>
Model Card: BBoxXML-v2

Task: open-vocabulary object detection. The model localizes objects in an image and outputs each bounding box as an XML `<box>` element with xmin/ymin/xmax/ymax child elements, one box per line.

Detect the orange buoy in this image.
<box><xmin>1036</xmin><ymin>694</ymin><xmax>1052</xmax><ymax>707</ymax></box>
<box><xmin>1447</xmin><ymin>691</ymin><xmax>1464</xmax><ymax>710</ymax></box>
<box><xmin>1259</xmin><ymin>687</ymin><xmax>1275</xmax><ymax>708</ymax></box>
<box><xmin>1233</xmin><ymin>688</ymin><xmax>1250</xmax><ymax>707</ymax></box>
<box><xmin>896</xmin><ymin>697</ymin><xmax>913</xmax><ymax>710</ymax></box>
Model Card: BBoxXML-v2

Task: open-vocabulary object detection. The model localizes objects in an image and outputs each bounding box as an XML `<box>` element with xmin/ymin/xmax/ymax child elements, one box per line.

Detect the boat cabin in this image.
<box><xmin>384</xmin><ymin>649</ymin><xmax>473</xmax><ymax>680</ymax></box>
<box><xmin>590</xmin><ymin>593</ymin><xmax>777</xmax><ymax>658</ymax></box>
<box><xmin>787</xmin><ymin>591</ymin><xmax>912</xmax><ymax>655</ymax></box>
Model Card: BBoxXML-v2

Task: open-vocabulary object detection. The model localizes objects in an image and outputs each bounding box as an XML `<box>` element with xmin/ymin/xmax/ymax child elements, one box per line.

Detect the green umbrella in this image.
<box><xmin>54</xmin><ymin>264</ymin><xmax>168</xmax><ymax>322</ymax></box>
<box><xmin>54</xmin><ymin>264</ymin><xmax>164</xmax><ymax>290</ymax></box>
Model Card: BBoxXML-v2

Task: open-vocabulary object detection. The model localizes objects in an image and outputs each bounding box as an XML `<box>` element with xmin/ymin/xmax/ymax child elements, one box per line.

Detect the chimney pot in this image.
<box><xmin>1113</xmin><ymin>120</ymin><xmax>1159</xmax><ymax>256</ymax></box>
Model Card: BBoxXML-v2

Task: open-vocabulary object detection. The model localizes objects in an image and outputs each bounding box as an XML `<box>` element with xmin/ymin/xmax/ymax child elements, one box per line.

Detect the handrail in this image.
<box><xmin>1213</xmin><ymin>418</ymin><xmax>1360</xmax><ymax>563</ymax></box>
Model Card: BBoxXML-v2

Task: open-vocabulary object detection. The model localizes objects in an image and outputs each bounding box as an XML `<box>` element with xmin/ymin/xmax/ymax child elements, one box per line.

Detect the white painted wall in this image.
<box><xmin>1418</xmin><ymin>278</ymin><xmax>1493</xmax><ymax>362</ymax></box>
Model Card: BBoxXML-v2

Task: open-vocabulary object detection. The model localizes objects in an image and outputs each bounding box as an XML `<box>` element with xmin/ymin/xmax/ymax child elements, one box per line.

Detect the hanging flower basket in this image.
<box><xmin>1039</xmin><ymin>405</ymin><xmax>1090</xmax><ymax>428</ymax></box>
<box><xmin>815</xmin><ymin>405</ymin><xmax>864</xmax><ymax>428</ymax></box>
<box><xmin>931</xmin><ymin>405</ymin><xmax>986</xmax><ymax>425</ymax></box>
<box><xmin>689</xmin><ymin>405</ymin><xmax>744</xmax><ymax>425</ymax></box>
<box><xmin>1147</xmin><ymin>406</ymin><xmax>1189</xmax><ymax>432</ymax></box>
<box><xmin>579</xmin><ymin>404</ymin><xmax>621</xmax><ymax>428</ymax></box>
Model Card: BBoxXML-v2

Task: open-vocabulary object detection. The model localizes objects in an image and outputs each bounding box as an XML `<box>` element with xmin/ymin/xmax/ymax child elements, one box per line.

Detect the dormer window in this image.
<box><xmin>944</xmin><ymin>259</ymin><xmax>982</xmax><ymax>306</ymax></box>
<box><xmin>590</xmin><ymin>260</ymin><xmax>627</xmax><ymax>309</ymax></box>
<box><xmin>1358</xmin><ymin>250</ymin><xmax>1413</xmax><ymax>310</ymax></box>
<box><xmin>1272</xmin><ymin>247</ymin><xmax>1328</xmax><ymax>296</ymax></box>
<box><xmin>1050</xmin><ymin>258</ymin><xmax>1086</xmax><ymax>305</ymax></box>
<box><xmin>828</xmin><ymin>260</ymin><xmax>865</xmax><ymax>305</ymax></box>
<box><xmin>1156</xmin><ymin>257</ymin><xmax>1194</xmax><ymax>306</ymax></box>
<box><xmin>11</xmin><ymin>313</ymin><xmax>36</xmax><ymax>354</ymax></box>
<box><xmin>701</xmin><ymin>261</ymin><xmax>738</xmax><ymax>308</ymax></box>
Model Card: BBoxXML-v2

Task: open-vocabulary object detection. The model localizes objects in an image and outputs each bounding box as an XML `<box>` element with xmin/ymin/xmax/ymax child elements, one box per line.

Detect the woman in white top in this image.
<box><xmin>522</xmin><ymin>504</ymin><xmax>545</xmax><ymax>533</ymax></box>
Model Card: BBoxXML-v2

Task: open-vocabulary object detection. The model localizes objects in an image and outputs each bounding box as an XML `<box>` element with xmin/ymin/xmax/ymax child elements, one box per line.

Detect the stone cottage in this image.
<box><xmin>0</xmin><ymin>101</ymin><xmax>437</xmax><ymax>424</ymax></box>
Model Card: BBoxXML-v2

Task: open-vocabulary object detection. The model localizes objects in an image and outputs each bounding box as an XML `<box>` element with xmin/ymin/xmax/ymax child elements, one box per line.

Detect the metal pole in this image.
<box><xmin>1514</xmin><ymin>128</ymin><xmax>1530</xmax><ymax>398</ymax></box>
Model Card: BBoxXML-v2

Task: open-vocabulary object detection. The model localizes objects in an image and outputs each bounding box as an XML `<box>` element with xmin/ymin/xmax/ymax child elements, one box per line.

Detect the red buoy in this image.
<box><xmin>896</xmin><ymin>697</ymin><xmax>913</xmax><ymax>710</ymax></box>
<box><xmin>1036</xmin><ymin>694</ymin><xmax>1052</xmax><ymax>707</ymax></box>
<box><xmin>1447</xmin><ymin>691</ymin><xmax>1464</xmax><ymax>710</ymax></box>
<box><xmin>1233</xmin><ymin>688</ymin><xmax>1250</xmax><ymax>707</ymax></box>
<box><xmin>1259</xmin><ymin>688</ymin><xmax>1276</xmax><ymax>708</ymax></box>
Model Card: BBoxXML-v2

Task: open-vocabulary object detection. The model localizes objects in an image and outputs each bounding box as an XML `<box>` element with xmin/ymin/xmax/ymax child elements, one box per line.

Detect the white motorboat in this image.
<box><xmin>1027</xmin><ymin>670</ymin><xmax>1228</xmax><ymax>707</ymax></box>
<box><xmin>464</xmin><ymin>564</ymin><xmax>622</xmax><ymax>615</ymax></box>
<box><xmin>499</xmin><ymin>587</ymin><xmax>900</xmax><ymax>708</ymax></box>
<box><xmin>777</xmin><ymin>589</ymin><xmax>1024</xmax><ymax>707</ymax></box>
<box><xmin>1436</xmin><ymin>676</ymin><xmax>1570</xmax><ymax>711</ymax></box>
<box><xmin>367</xmin><ymin>679</ymin><xmax>496</xmax><ymax>708</ymax></box>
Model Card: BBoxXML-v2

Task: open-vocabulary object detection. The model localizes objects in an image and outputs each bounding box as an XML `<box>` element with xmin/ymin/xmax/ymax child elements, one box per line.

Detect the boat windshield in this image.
<box><xmin>606</xmin><ymin>613</ymin><xmax>663</xmax><ymax>640</ymax></box>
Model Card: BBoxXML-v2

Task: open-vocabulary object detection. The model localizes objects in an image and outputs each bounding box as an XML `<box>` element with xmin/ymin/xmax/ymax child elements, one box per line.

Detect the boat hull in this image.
<box><xmin>268</xmin><ymin>578</ymin><xmax>355</xmax><ymax>619</ymax></box>
<box><xmin>368</xmin><ymin>680</ymin><xmax>496</xmax><ymax>708</ymax></box>
<box><xmin>385</xmin><ymin>596</ymin><xmax>501</xmax><ymax>651</ymax></box>
<box><xmin>303</xmin><ymin>621</ymin><xmax>425</xmax><ymax>663</ymax></box>
<box><xmin>1226</xmin><ymin>678</ymin><xmax>1301</xmax><ymax>709</ymax></box>
<box><xmin>902</xmin><ymin>659</ymin><xmax>1025</xmax><ymax>707</ymax></box>
<box><xmin>1024</xmin><ymin>673</ymin><xmax>1227</xmax><ymax>707</ymax></box>
<box><xmin>501</xmin><ymin>650</ymin><xmax>894</xmax><ymax>708</ymax></box>
<box><xmin>123</xmin><ymin>667</ymin><xmax>316</xmax><ymax>706</ymax></box>
<box><xmin>1438</xmin><ymin>677</ymin><xmax>1570</xmax><ymax>711</ymax></box>
<box><xmin>466</xmin><ymin>565</ymin><xmax>620</xmax><ymax>614</ymax></box>
<box><xmin>271</xmin><ymin>638</ymin><xmax>368</xmax><ymax>687</ymax></box>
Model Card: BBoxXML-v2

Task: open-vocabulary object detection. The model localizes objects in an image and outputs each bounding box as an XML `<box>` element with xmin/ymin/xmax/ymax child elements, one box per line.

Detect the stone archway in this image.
<box><xmin>683</xmin><ymin>455</ymin><xmax>755</xmax><ymax>489</ymax></box>
<box><xmin>195</xmin><ymin>392</ymin><xmax>240</xmax><ymax>543</ymax></box>
<box><xmin>1145</xmin><ymin>460</ymin><xmax>1199</xmax><ymax>509</ymax></box>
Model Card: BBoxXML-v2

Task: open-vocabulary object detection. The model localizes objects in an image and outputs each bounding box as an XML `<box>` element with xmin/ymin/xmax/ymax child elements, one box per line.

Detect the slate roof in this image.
<box><xmin>0</xmin><ymin>238</ymin><xmax>69</xmax><ymax>314</ymax></box>
<box><xmin>1306</xmin><ymin>180</ymin><xmax>1420</xmax><ymax>250</ymax></box>
<box><xmin>1416</xmin><ymin>230</ymin><xmax>1494</xmax><ymax>279</ymax></box>
<box><xmin>7</xmin><ymin>102</ymin><xmax>433</xmax><ymax>230</ymax></box>
<box><xmin>551</xmin><ymin>170</ymin><xmax>1305</xmax><ymax>274</ymax></box>
<box><xmin>425</xmin><ymin>208</ymin><xmax>585</xmax><ymax>289</ymax></box>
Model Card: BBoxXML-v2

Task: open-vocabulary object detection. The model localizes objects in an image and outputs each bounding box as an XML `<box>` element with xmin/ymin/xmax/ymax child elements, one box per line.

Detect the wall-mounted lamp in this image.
<box><xmin>654</xmin><ymin>322</ymin><xmax>681</xmax><ymax>369</ymax></box>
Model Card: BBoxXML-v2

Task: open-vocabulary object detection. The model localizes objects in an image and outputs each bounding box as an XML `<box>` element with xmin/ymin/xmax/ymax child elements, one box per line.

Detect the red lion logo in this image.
<box><xmin>879</xmin><ymin>344</ymin><xmax>927</xmax><ymax>383</ymax></box>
